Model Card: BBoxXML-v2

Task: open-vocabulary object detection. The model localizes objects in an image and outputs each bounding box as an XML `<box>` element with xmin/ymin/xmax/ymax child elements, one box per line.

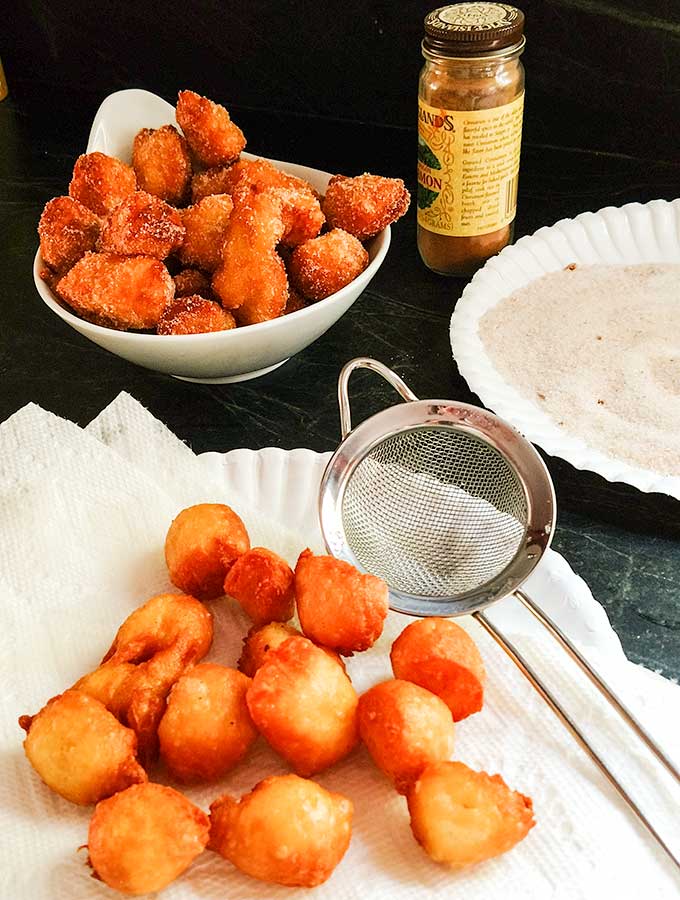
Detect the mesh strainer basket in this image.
<box><xmin>318</xmin><ymin>358</ymin><xmax>680</xmax><ymax>870</ymax></box>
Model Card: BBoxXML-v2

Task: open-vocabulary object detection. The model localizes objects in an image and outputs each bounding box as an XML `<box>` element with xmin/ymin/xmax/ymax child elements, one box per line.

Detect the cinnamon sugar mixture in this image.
<box><xmin>479</xmin><ymin>263</ymin><xmax>680</xmax><ymax>476</ymax></box>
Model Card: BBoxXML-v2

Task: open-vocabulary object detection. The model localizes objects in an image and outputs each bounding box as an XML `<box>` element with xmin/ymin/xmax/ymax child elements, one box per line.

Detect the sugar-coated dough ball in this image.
<box><xmin>56</xmin><ymin>252</ymin><xmax>173</xmax><ymax>331</ymax></box>
<box><xmin>157</xmin><ymin>295</ymin><xmax>236</xmax><ymax>335</ymax></box>
<box><xmin>224</xmin><ymin>546</ymin><xmax>295</xmax><ymax>625</ymax></box>
<box><xmin>88</xmin><ymin>782</ymin><xmax>209</xmax><ymax>895</ymax></box>
<box><xmin>98</xmin><ymin>191</ymin><xmax>184</xmax><ymax>259</ymax></box>
<box><xmin>176</xmin><ymin>90</ymin><xmax>245</xmax><ymax>168</ymax></box>
<box><xmin>19</xmin><ymin>690</ymin><xmax>147</xmax><ymax>805</ymax></box>
<box><xmin>246</xmin><ymin>635</ymin><xmax>359</xmax><ymax>776</ymax></box>
<box><xmin>158</xmin><ymin>664</ymin><xmax>256</xmax><ymax>782</ymax></box>
<box><xmin>69</xmin><ymin>151</ymin><xmax>136</xmax><ymax>216</ymax></box>
<box><xmin>295</xmin><ymin>549</ymin><xmax>388</xmax><ymax>654</ymax></box>
<box><xmin>237</xmin><ymin>621</ymin><xmax>301</xmax><ymax>677</ymax></box>
<box><xmin>288</xmin><ymin>228</ymin><xmax>369</xmax><ymax>300</ymax></box>
<box><xmin>132</xmin><ymin>124</ymin><xmax>192</xmax><ymax>205</ymax></box>
<box><xmin>357</xmin><ymin>679</ymin><xmax>455</xmax><ymax>793</ymax></box>
<box><xmin>209</xmin><ymin>774</ymin><xmax>353</xmax><ymax>886</ymax></box>
<box><xmin>179</xmin><ymin>193</ymin><xmax>234</xmax><ymax>272</ymax></box>
<box><xmin>407</xmin><ymin>761</ymin><xmax>535</xmax><ymax>867</ymax></box>
<box><xmin>391</xmin><ymin>617</ymin><xmax>486</xmax><ymax>721</ymax></box>
<box><xmin>322</xmin><ymin>173</ymin><xmax>410</xmax><ymax>240</ymax></box>
<box><xmin>165</xmin><ymin>503</ymin><xmax>250</xmax><ymax>600</ymax></box>
<box><xmin>38</xmin><ymin>196</ymin><xmax>101</xmax><ymax>274</ymax></box>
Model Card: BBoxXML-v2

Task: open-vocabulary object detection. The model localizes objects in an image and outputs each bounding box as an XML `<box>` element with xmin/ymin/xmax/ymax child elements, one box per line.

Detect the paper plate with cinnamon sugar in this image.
<box><xmin>451</xmin><ymin>199</ymin><xmax>680</xmax><ymax>499</ymax></box>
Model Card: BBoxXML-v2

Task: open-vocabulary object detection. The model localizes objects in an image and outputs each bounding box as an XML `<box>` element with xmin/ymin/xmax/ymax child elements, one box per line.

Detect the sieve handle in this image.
<box><xmin>338</xmin><ymin>358</ymin><xmax>419</xmax><ymax>438</ymax></box>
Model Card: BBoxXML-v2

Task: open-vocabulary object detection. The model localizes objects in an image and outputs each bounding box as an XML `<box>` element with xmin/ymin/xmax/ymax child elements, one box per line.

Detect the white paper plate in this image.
<box><xmin>450</xmin><ymin>199</ymin><xmax>680</xmax><ymax>499</ymax></box>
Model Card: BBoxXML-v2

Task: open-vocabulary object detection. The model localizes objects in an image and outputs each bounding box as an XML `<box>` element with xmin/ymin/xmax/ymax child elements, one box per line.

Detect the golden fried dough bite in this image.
<box><xmin>357</xmin><ymin>679</ymin><xmax>455</xmax><ymax>794</ymax></box>
<box><xmin>158</xmin><ymin>295</ymin><xmax>236</xmax><ymax>335</ymax></box>
<box><xmin>69</xmin><ymin>151</ymin><xmax>137</xmax><ymax>216</ymax></box>
<box><xmin>178</xmin><ymin>193</ymin><xmax>234</xmax><ymax>271</ymax></box>
<box><xmin>88</xmin><ymin>783</ymin><xmax>210</xmax><ymax>895</ymax></box>
<box><xmin>322</xmin><ymin>173</ymin><xmax>410</xmax><ymax>240</ymax></box>
<box><xmin>56</xmin><ymin>252</ymin><xmax>173</xmax><ymax>330</ymax></box>
<box><xmin>223</xmin><ymin>547</ymin><xmax>295</xmax><ymax>625</ymax></box>
<box><xmin>38</xmin><ymin>196</ymin><xmax>101</xmax><ymax>274</ymax></box>
<box><xmin>272</xmin><ymin>186</ymin><xmax>325</xmax><ymax>247</ymax></box>
<box><xmin>76</xmin><ymin>592</ymin><xmax>213</xmax><ymax>764</ymax></box>
<box><xmin>407</xmin><ymin>761</ymin><xmax>535</xmax><ymax>867</ymax></box>
<box><xmin>158</xmin><ymin>664</ymin><xmax>256</xmax><ymax>782</ymax></box>
<box><xmin>391</xmin><ymin>618</ymin><xmax>486</xmax><ymax>721</ymax></box>
<box><xmin>288</xmin><ymin>228</ymin><xmax>369</xmax><ymax>301</ymax></box>
<box><xmin>173</xmin><ymin>267</ymin><xmax>212</xmax><ymax>298</ymax></box>
<box><xmin>209</xmin><ymin>774</ymin><xmax>353</xmax><ymax>886</ymax></box>
<box><xmin>132</xmin><ymin>124</ymin><xmax>192</xmax><ymax>205</ymax></box>
<box><xmin>295</xmin><ymin>549</ymin><xmax>388</xmax><ymax>654</ymax></box>
<box><xmin>237</xmin><ymin>621</ymin><xmax>301</xmax><ymax>677</ymax></box>
<box><xmin>165</xmin><ymin>502</ymin><xmax>250</xmax><ymax>600</ymax></box>
<box><xmin>246</xmin><ymin>636</ymin><xmax>359</xmax><ymax>775</ymax></box>
<box><xmin>19</xmin><ymin>690</ymin><xmax>146</xmax><ymax>805</ymax></box>
<box><xmin>176</xmin><ymin>89</ymin><xmax>245</xmax><ymax>168</ymax></box>
<box><xmin>208</xmin><ymin>157</ymin><xmax>316</xmax><ymax>198</ymax></box>
<box><xmin>98</xmin><ymin>191</ymin><xmax>184</xmax><ymax>259</ymax></box>
<box><xmin>212</xmin><ymin>190</ymin><xmax>288</xmax><ymax>325</ymax></box>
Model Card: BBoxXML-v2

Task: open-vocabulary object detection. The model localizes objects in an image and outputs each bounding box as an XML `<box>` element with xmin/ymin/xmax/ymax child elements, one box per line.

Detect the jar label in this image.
<box><xmin>417</xmin><ymin>93</ymin><xmax>524</xmax><ymax>237</ymax></box>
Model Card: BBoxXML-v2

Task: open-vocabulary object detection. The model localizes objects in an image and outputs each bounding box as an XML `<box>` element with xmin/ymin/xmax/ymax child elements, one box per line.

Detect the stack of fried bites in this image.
<box><xmin>38</xmin><ymin>90</ymin><xmax>410</xmax><ymax>335</ymax></box>
<box><xmin>19</xmin><ymin>502</ymin><xmax>534</xmax><ymax>896</ymax></box>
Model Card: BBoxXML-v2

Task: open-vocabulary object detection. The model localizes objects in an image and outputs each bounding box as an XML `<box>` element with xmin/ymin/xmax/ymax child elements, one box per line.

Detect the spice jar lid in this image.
<box><xmin>424</xmin><ymin>3</ymin><xmax>525</xmax><ymax>55</ymax></box>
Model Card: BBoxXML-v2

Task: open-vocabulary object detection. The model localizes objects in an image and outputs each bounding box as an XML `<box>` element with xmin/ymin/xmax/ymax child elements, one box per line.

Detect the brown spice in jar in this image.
<box><xmin>417</xmin><ymin>5</ymin><xmax>525</xmax><ymax>277</ymax></box>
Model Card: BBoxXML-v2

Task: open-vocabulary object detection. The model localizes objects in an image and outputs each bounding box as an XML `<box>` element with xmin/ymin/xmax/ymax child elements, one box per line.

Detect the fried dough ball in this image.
<box><xmin>209</xmin><ymin>774</ymin><xmax>353</xmax><ymax>887</ymax></box>
<box><xmin>165</xmin><ymin>503</ymin><xmax>250</xmax><ymax>600</ymax></box>
<box><xmin>69</xmin><ymin>151</ymin><xmax>137</xmax><ymax>216</ymax></box>
<box><xmin>132</xmin><ymin>124</ymin><xmax>192</xmax><ymax>205</ymax></box>
<box><xmin>246</xmin><ymin>636</ymin><xmax>359</xmax><ymax>776</ymax></box>
<box><xmin>191</xmin><ymin>165</ymin><xmax>235</xmax><ymax>203</ymax></box>
<box><xmin>157</xmin><ymin>295</ymin><xmax>236</xmax><ymax>335</ymax></box>
<box><xmin>407</xmin><ymin>761</ymin><xmax>535</xmax><ymax>867</ymax></box>
<box><xmin>173</xmin><ymin>267</ymin><xmax>212</xmax><ymax>298</ymax></box>
<box><xmin>176</xmin><ymin>89</ymin><xmax>245</xmax><ymax>168</ymax></box>
<box><xmin>322</xmin><ymin>173</ymin><xmax>410</xmax><ymax>240</ymax></box>
<box><xmin>212</xmin><ymin>191</ymin><xmax>288</xmax><ymax>325</ymax></box>
<box><xmin>223</xmin><ymin>547</ymin><xmax>295</xmax><ymax>625</ymax></box>
<box><xmin>98</xmin><ymin>191</ymin><xmax>184</xmax><ymax>259</ymax></box>
<box><xmin>237</xmin><ymin>621</ymin><xmax>301</xmax><ymax>677</ymax></box>
<box><xmin>75</xmin><ymin>592</ymin><xmax>213</xmax><ymax>764</ymax></box>
<box><xmin>391</xmin><ymin>618</ymin><xmax>486</xmax><ymax>721</ymax></box>
<box><xmin>208</xmin><ymin>157</ymin><xmax>316</xmax><ymax>199</ymax></box>
<box><xmin>288</xmin><ymin>228</ymin><xmax>369</xmax><ymax>301</ymax></box>
<box><xmin>272</xmin><ymin>186</ymin><xmax>325</xmax><ymax>247</ymax></box>
<box><xmin>19</xmin><ymin>690</ymin><xmax>147</xmax><ymax>805</ymax></box>
<box><xmin>295</xmin><ymin>549</ymin><xmax>388</xmax><ymax>655</ymax></box>
<box><xmin>38</xmin><ymin>196</ymin><xmax>101</xmax><ymax>274</ymax></box>
<box><xmin>178</xmin><ymin>193</ymin><xmax>234</xmax><ymax>271</ymax></box>
<box><xmin>357</xmin><ymin>680</ymin><xmax>455</xmax><ymax>794</ymax></box>
<box><xmin>56</xmin><ymin>252</ymin><xmax>173</xmax><ymax>330</ymax></box>
<box><xmin>284</xmin><ymin>290</ymin><xmax>307</xmax><ymax>314</ymax></box>
<box><xmin>158</xmin><ymin>664</ymin><xmax>256</xmax><ymax>782</ymax></box>
<box><xmin>88</xmin><ymin>783</ymin><xmax>210</xmax><ymax>895</ymax></box>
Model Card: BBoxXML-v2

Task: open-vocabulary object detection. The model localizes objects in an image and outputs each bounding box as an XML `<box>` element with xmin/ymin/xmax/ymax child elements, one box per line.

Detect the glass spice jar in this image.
<box><xmin>417</xmin><ymin>3</ymin><xmax>525</xmax><ymax>277</ymax></box>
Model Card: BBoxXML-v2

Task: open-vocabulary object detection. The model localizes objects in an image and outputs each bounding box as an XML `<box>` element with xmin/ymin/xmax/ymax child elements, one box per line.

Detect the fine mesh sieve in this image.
<box><xmin>318</xmin><ymin>358</ymin><xmax>680</xmax><ymax>871</ymax></box>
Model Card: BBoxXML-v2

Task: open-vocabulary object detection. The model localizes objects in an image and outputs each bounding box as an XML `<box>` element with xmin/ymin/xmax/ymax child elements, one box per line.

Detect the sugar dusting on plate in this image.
<box><xmin>479</xmin><ymin>263</ymin><xmax>680</xmax><ymax>477</ymax></box>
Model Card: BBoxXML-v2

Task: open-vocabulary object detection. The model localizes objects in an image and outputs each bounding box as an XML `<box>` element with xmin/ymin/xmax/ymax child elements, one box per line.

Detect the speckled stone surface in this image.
<box><xmin>1</xmin><ymin>76</ymin><xmax>678</xmax><ymax>680</ymax></box>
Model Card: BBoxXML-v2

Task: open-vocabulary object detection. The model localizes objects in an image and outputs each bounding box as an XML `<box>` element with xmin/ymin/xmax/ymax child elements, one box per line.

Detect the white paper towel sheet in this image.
<box><xmin>1</xmin><ymin>394</ymin><xmax>679</xmax><ymax>900</ymax></box>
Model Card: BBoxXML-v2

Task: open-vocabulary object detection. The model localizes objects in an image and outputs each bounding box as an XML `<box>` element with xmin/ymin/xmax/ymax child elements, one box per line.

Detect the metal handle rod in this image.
<box><xmin>474</xmin><ymin>609</ymin><xmax>680</xmax><ymax>875</ymax></box>
<box><xmin>338</xmin><ymin>357</ymin><xmax>418</xmax><ymax>439</ymax></box>
<box><xmin>514</xmin><ymin>588</ymin><xmax>680</xmax><ymax>789</ymax></box>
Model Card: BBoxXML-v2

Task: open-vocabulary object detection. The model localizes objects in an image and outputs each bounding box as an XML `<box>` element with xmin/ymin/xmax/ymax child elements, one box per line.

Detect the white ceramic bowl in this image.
<box><xmin>33</xmin><ymin>89</ymin><xmax>391</xmax><ymax>383</ymax></box>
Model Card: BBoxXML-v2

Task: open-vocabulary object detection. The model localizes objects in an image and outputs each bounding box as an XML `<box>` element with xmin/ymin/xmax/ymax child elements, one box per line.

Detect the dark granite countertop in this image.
<box><xmin>1</xmin><ymin>83</ymin><xmax>679</xmax><ymax>680</ymax></box>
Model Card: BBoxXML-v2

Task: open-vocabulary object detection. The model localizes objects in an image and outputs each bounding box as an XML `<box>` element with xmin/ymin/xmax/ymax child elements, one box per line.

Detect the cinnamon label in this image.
<box><xmin>417</xmin><ymin>92</ymin><xmax>524</xmax><ymax>237</ymax></box>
